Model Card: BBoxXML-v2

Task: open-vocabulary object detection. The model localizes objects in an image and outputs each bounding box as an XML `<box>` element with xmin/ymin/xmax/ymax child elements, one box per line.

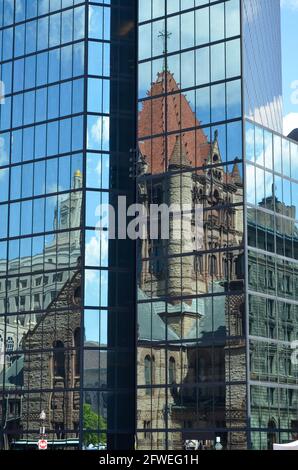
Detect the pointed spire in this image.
<box><xmin>138</xmin><ymin>68</ymin><xmax>210</xmax><ymax>174</ymax></box>
<box><xmin>231</xmin><ymin>161</ymin><xmax>242</xmax><ymax>185</ymax></box>
<box><xmin>169</xmin><ymin>135</ymin><xmax>191</xmax><ymax>169</ymax></box>
<box><xmin>158</xmin><ymin>30</ymin><xmax>172</xmax><ymax>72</ymax></box>
<box><xmin>208</xmin><ymin>129</ymin><xmax>222</xmax><ymax>165</ymax></box>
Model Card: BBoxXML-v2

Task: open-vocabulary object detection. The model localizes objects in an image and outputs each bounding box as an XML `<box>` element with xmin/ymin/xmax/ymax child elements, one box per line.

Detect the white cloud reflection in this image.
<box><xmin>281</xmin><ymin>0</ymin><xmax>298</xmax><ymax>10</ymax></box>
<box><xmin>87</xmin><ymin>116</ymin><xmax>110</xmax><ymax>151</ymax></box>
<box><xmin>283</xmin><ymin>112</ymin><xmax>298</xmax><ymax>136</ymax></box>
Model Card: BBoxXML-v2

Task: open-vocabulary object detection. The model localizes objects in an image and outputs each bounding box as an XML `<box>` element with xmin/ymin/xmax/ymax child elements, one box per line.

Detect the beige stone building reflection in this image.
<box><xmin>0</xmin><ymin>173</ymin><xmax>82</xmax><ymax>448</ymax></box>
<box><xmin>136</xmin><ymin>71</ymin><xmax>246</xmax><ymax>450</ymax></box>
<box><xmin>0</xmin><ymin>171</ymin><xmax>83</xmax><ymax>364</ymax></box>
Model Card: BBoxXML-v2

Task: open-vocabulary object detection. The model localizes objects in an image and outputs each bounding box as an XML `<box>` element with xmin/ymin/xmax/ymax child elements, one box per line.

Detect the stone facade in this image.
<box><xmin>136</xmin><ymin>71</ymin><xmax>246</xmax><ymax>450</ymax></box>
<box><xmin>21</xmin><ymin>271</ymin><xmax>81</xmax><ymax>440</ymax></box>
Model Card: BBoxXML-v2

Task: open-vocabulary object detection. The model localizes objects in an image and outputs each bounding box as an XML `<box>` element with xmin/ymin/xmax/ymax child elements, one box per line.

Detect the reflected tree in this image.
<box><xmin>83</xmin><ymin>403</ymin><xmax>107</xmax><ymax>446</ymax></box>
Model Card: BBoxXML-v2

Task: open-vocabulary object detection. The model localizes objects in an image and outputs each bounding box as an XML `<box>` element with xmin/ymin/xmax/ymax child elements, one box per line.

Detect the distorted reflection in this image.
<box><xmin>136</xmin><ymin>68</ymin><xmax>245</xmax><ymax>450</ymax></box>
<box><xmin>0</xmin><ymin>170</ymin><xmax>82</xmax><ymax>449</ymax></box>
<box><xmin>246</xmin><ymin>121</ymin><xmax>298</xmax><ymax>449</ymax></box>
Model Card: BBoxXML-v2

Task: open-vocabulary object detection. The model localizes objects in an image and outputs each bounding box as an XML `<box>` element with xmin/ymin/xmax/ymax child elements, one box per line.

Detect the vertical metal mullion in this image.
<box><xmin>78</xmin><ymin>0</ymin><xmax>89</xmax><ymax>451</ymax></box>
<box><xmin>0</xmin><ymin>0</ymin><xmax>13</xmax><ymax>451</ymax></box>
<box><xmin>240</xmin><ymin>0</ymin><xmax>252</xmax><ymax>451</ymax></box>
<box><xmin>135</xmin><ymin>0</ymin><xmax>139</xmax><ymax>450</ymax></box>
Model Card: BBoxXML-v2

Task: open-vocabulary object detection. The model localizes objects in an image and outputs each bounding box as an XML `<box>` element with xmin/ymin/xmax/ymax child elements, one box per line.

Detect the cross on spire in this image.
<box><xmin>158</xmin><ymin>30</ymin><xmax>172</xmax><ymax>71</ymax></box>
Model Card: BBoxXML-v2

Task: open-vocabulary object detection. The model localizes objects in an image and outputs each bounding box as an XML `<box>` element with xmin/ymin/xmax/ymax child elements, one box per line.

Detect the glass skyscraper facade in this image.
<box><xmin>246</xmin><ymin>121</ymin><xmax>298</xmax><ymax>449</ymax></box>
<box><xmin>0</xmin><ymin>0</ymin><xmax>136</xmax><ymax>450</ymax></box>
<box><xmin>0</xmin><ymin>0</ymin><xmax>297</xmax><ymax>451</ymax></box>
<box><xmin>242</xmin><ymin>0</ymin><xmax>283</xmax><ymax>133</ymax></box>
<box><xmin>137</xmin><ymin>0</ymin><xmax>245</xmax><ymax>450</ymax></box>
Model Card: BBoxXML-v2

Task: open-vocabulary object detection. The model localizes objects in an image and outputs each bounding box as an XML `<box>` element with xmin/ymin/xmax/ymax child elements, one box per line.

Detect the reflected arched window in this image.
<box><xmin>213</xmin><ymin>189</ymin><xmax>220</xmax><ymax>202</ymax></box>
<box><xmin>0</xmin><ymin>334</ymin><xmax>4</xmax><ymax>351</ymax></box>
<box><xmin>144</xmin><ymin>355</ymin><xmax>151</xmax><ymax>384</ymax></box>
<box><xmin>209</xmin><ymin>255</ymin><xmax>217</xmax><ymax>276</ymax></box>
<box><xmin>6</xmin><ymin>336</ymin><xmax>14</xmax><ymax>352</ymax></box>
<box><xmin>144</xmin><ymin>355</ymin><xmax>155</xmax><ymax>394</ymax></box>
<box><xmin>194</xmin><ymin>255</ymin><xmax>203</xmax><ymax>274</ymax></box>
<box><xmin>169</xmin><ymin>357</ymin><xmax>176</xmax><ymax>384</ymax></box>
<box><xmin>53</xmin><ymin>341</ymin><xmax>65</xmax><ymax>378</ymax></box>
<box><xmin>151</xmin><ymin>356</ymin><xmax>155</xmax><ymax>385</ymax></box>
<box><xmin>267</xmin><ymin>419</ymin><xmax>277</xmax><ymax>450</ymax></box>
<box><xmin>74</xmin><ymin>328</ymin><xmax>81</xmax><ymax>376</ymax></box>
<box><xmin>223</xmin><ymin>258</ymin><xmax>228</xmax><ymax>278</ymax></box>
<box><xmin>74</xmin><ymin>286</ymin><xmax>81</xmax><ymax>305</ymax></box>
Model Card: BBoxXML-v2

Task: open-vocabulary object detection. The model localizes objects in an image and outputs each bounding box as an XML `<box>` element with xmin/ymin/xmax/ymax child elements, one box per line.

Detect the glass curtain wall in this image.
<box><xmin>0</xmin><ymin>0</ymin><xmax>85</xmax><ymax>450</ymax></box>
<box><xmin>83</xmin><ymin>0</ymin><xmax>136</xmax><ymax>450</ymax></box>
<box><xmin>242</xmin><ymin>0</ymin><xmax>283</xmax><ymax>133</ymax></box>
<box><xmin>0</xmin><ymin>0</ymin><xmax>136</xmax><ymax>450</ymax></box>
<box><xmin>137</xmin><ymin>0</ymin><xmax>247</xmax><ymax>450</ymax></box>
<box><xmin>246</xmin><ymin>120</ymin><xmax>298</xmax><ymax>449</ymax></box>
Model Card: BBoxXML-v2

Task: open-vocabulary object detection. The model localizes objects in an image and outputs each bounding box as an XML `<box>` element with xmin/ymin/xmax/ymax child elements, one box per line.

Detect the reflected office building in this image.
<box><xmin>0</xmin><ymin>0</ymin><xmax>297</xmax><ymax>451</ymax></box>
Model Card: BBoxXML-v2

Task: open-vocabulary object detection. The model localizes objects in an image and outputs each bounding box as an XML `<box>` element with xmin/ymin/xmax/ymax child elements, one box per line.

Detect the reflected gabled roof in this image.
<box><xmin>138</xmin><ymin>71</ymin><xmax>211</xmax><ymax>174</ymax></box>
<box><xmin>137</xmin><ymin>284</ymin><xmax>226</xmax><ymax>345</ymax></box>
<box><xmin>137</xmin><ymin>288</ymin><xmax>180</xmax><ymax>342</ymax></box>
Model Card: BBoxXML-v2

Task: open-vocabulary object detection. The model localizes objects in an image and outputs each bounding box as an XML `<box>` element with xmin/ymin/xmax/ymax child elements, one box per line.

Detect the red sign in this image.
<box><xmin>38</xmin><ymin>439</ymin><xmax>48</xmax><ymax>450</ymax></box>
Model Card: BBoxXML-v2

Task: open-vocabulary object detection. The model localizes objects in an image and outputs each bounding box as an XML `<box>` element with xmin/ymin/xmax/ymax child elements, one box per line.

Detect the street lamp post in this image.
<box><xmin>39</xmin><ymin>410</ymin><xmax>46</xmax><ymax>437</ymax></box>
<box><xmin>215</xmin><ymin>436</ymin><xmax>223</xmax><ymax>450</ymax></box>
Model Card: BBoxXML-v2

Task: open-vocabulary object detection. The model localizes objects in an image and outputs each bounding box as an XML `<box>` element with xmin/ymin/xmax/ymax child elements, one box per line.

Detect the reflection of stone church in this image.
<box><xmin>21</xmin><ymin>272</ymin><xmax>82</xmax><ymax>442</ymax></box>
<box><xmin>136</xmin><ymin>71</ymin><xmax>246</xmax><ymax>449</ymax></box>
<box><xmin>0</xmin><ymin>171</ymin><xmax>83</xmax><ymax>372</ymax></box>
<box><xmin>0</xmin><ymin>172</ymin><xmax>83</xmax><ymax>448</ymax></box>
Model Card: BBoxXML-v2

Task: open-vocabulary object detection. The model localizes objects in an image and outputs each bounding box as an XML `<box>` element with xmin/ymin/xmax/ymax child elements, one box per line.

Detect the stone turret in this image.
<box><xmin>231</xmin><ymin>160</ymin><xmax>242</xmax><ymax>186</ymax></box>
<box><xmin>166</xmin><ymin>135</ymin><xmax>193</xmax><ymax>301</ymax></box>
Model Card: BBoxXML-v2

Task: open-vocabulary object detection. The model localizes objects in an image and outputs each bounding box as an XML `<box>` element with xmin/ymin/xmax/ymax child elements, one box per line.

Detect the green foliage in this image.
<box><xmin>83</xmin><ymin>403</ymin><xmax>107</xmax><ymax>446</ymax></box>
